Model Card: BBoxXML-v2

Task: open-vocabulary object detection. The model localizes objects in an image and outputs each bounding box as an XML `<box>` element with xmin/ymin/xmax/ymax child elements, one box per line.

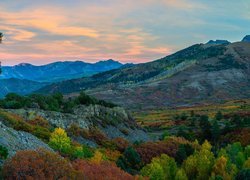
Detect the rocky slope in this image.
<box><xmin>6</xmin><ymin>105</ymin><xmax>150</xmax><ymax>144</ymax></box>
<box><xmin>0</xmin><ymin>121</ymin><xmax>52</xmax><ymax>159</ymax></box>
<box><xmin>37</xmin><ymin>40</ymin><xmax>250</xmax><ymax>110</ymax></box>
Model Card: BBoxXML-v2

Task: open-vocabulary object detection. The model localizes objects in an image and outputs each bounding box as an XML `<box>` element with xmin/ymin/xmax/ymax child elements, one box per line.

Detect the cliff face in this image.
<box><xmin>6</xmin><ymin>105</ymin><xmax>150</xmax><ymax>144</ymax></box>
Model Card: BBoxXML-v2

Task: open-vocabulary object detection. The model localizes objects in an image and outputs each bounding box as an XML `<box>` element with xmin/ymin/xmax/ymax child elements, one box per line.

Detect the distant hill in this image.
<box><xmin>1</xmin><ymin>59</ymin><xmax>124</xmax><ymax>82</ymax></box>
<box><xmin>37</xmin><ymin>38</ymin><xmax>250</xmax><ymax>110</ymax></box>
<box><xmin>242</xmin><ymin>35</ymin><xmax>250</xmax><ymax>42</ymax></box>
<box><xmin>0</xmin><ymin>78</ymin><xmax>47</xmax><ymax>98</ymax></box>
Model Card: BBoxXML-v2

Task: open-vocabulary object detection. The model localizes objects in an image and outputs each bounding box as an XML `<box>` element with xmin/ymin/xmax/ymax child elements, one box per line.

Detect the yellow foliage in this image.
<box><xmin>212</xmin><ymin>156</ymin><xmax>231</xmax><ymax>180</ymax></box>
<box><xmin>244</xmin><ymin>158</ymin><xmax>250</xmax><ymax>169</ymax></box>
<box><xmin>90</xmin><ymin>150</ymin><xmax>103</xmax><ymax>165</ymax></box>
<box><xmin>201</xmin><ymin>140</ymin><xmax>212</xmax><ymax>152</ymax></box>
<box><xmin>104</xmin><ymin>149</ymin><xmax>121</xmax><ymax>162</ymax></box>
<box><xmin>49</xmin><ymin>128</ymin><xmax>71</xmax><ymax>153</ymax></box>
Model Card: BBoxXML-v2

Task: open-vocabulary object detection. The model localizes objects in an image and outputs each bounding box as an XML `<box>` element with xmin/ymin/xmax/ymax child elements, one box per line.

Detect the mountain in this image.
<box><xmin>0</xmin><ymin>78</ymin><xmax>47</xmax><ymax>98</ymax></box>
<box><xmin>206</xmin><ymin>39</ymin><xmax>231</xmax><ymax>45</ymax></box>
<box><xmin>37</xmin><ymin>40</ymin><xmax>250</xmax><ymax>110</ymax></box>
<box><xmin>1</xmin><ymin>59</ymin><xmax>124</xmax><ymax>82</ymax></box>
<box><xmin>242</xmin><ymin>35</ymin><xmax>250</xmax><ymax>42</ymax></box>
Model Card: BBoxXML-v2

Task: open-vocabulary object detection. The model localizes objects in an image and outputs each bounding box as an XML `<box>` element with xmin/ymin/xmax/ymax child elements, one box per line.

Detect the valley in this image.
<box><xmin>0</xmin><ymin>32</ymin><xmax>249</xmax><ymax>179</ymax></box>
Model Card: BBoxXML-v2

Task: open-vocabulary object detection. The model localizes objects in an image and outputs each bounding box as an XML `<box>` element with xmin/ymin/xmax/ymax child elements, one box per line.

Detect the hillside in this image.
<box><xmin>1</xmin><ymin>59</ymin><xmax>123</xmax><ymax>82</ymax></box>
<box><xmin>0</xmin><ymin>92</ymin><xmax>149</xmax><ymax>145</ymax></box>
<box><xmin>37</xmin><ymin>41</ymin><xmax>250</xmax><ymax>110</ymax></box>
<box><xmin>0</xmin><ymin>78</ymin><xmax>47</xmax><ymax>98</ymax></box>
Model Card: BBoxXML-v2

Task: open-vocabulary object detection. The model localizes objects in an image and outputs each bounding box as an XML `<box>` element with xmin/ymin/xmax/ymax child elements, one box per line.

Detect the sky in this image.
<box><xmin>0</xmin><ymin>0</ymin><xmax>250</xmax><ymax>66</ymax></box>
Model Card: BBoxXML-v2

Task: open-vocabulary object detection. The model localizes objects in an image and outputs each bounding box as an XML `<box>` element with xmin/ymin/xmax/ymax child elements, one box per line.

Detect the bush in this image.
<box><xmin>235</xmin><ymin>169</ymin><xmax>250</xmax><ymax>180</ymax></box>
<box><xmin>2</xmin><ymin>149</ymin><xmax>76</xmax><ymax>179</ymax></box>
<box><xmin>116</xmin><ymin>147</ymin><xmax>142</xmax><ymax>175</ymax></box>
<box><xmin>136</xmin><ymin>137</ymin><xmax>193</xmax><ymax>164</ymax></box>
<box><xmin>49</xmin><ymin>128</ymin><xmax>71</xmax><ymax>154</ymax></box>
<box><xmin>71</xmin><ymin>145</ymin><xmax>94</xmax><ymax>159</ymax></box>
<box><xmin>72</xmin><ymin>160</ymin><xmax>134</xmax><ymax>180</ymax></box>
<box><xmin>0</xmin><ymin>110</ymin><xmax>51</xmax><ymax>142</ymax></box>
<box><xmin>0</xmin><ymin>145</ymin><xmax>8</xmax><ymax>159</ymax></box>
<box><xmin>112</xmin><ymin>137</ymin><xmax>129</xmax><ymax>152</ymax></box>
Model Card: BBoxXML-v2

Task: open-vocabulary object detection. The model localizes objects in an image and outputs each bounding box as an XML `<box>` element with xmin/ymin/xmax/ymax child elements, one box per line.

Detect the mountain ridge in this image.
<box><xmin>1</xmin><ymin>59</ymin><xmax>125</xmax><ymax>82</ymax></box>
<box><xmin>36</xmin><ymin>41</ymin><xmax>250</xmax><ymax>110</ymax></box>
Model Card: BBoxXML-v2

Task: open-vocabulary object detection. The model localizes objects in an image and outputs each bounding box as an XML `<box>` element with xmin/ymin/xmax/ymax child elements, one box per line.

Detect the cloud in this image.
<box><xmin>0</xmin><ymin>0</ymin><xmax>249</xmax><ymax>65</ymax></box>
<box><xmin>0</xmin><ymin>8</ymin><xmax>99</xmax><ymax>38</ymax></box>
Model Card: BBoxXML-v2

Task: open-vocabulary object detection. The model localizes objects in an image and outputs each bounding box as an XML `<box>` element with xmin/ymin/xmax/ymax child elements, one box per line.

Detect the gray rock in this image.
<box><xmin>6</xmin><ymin>105</ymin><xmax>150</xmax><ymax>144</ymax></box>
<box><xmin>0</xmin><ymin>121</ymin><xmax>52</xmax><ymax>158</ymax></box>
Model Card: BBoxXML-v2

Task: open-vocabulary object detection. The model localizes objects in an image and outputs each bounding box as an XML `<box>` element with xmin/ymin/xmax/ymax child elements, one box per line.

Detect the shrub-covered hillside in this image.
<box><xmin>0</xmin><ymin>91</ymin><xmax>116</xmax><ymax>113</ymax></box>
<box><xmin>0</xmin><ymin>97</ymin><xmax>249</xmax><ymax>179</ymax></box>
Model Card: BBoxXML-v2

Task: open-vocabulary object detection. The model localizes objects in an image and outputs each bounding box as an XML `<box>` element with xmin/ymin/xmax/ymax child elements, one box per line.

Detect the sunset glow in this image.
<box><xmin>0</xmin><ymin>0</ymin><xmax>249</xmax><ymax>65</ymax></box>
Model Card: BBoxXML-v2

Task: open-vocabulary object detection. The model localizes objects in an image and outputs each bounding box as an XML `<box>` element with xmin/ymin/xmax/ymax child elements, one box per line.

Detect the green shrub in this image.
<box><xmin>0</xmin><ymin>145</ymin><xmax>8</xmax><ymax>159</ymax></box>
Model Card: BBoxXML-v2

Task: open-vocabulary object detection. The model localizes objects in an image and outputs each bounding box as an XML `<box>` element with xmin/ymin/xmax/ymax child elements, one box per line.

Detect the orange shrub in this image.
<box><xmin>72</xmin><ymin>160</ymin><xmax>134</xmax><ymax>180</ymax></box>
<box><xmin>28</xmin><ymin>116</ymin><xmax>50</xmax><ymax>128</ymax></box>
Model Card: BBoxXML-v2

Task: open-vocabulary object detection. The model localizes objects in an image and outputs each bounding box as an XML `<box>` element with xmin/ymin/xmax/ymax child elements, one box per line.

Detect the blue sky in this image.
<box><xmin>0</xmin><ymin>0</ymin><xmax>249</xmax><ymax>65</ymax></box>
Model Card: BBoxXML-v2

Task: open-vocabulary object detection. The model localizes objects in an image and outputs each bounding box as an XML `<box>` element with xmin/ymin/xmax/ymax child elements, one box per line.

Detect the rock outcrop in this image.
<box><xmin>6</xmin><ymin>105</ymin><xmax>150</xmax><ymax>143</ymax></box>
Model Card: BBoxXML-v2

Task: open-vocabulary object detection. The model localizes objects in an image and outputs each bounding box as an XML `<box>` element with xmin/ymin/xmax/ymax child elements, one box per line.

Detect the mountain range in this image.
<box><xmin>0</xmin><ymin>59</ymin><xmax>124</xmax><ymax>82</ymax></box>
<box><xmin>1</xmin><ymin>36</ymin><xmax>250</xmax><ymax>109</ymax></box>
<box><xmin>37</xmin><ymin>37</ymin><xmax>250</xmax><ymax>110</ymax></box>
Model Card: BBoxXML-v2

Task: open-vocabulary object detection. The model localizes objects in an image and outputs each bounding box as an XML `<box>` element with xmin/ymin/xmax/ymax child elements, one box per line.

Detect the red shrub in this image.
<box><xmin>113</xmin><ymin>137</ymin><xmax>130</xmax><ymax>152</ymax></box>
<box><xmin>2</xmin><ymin>149</ymin><xmax>75</xmax><ymax>180</ymax></box>
<box><xmin>222</xmin><ymin>128</ymin><xmax>250</xmax><ymax>146</ymax></box>
<box><xmin>72</xmin><ymin>160</ymin><xmax>134</xmax><ymax>180</ymax></box>
<box><xmin>135</xmin><ymin>137</ymin><xmax>193</xmax><ymax>164</ymax></box>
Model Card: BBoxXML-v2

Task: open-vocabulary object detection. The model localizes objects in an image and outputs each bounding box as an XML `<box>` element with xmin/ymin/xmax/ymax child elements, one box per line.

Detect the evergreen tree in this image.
<box><xmin>211</xmin><ymin>119</ymin><xmax>220</xmax><ymax>144</ymax></box>
<box><xmin>215</xmin><ymin>111</ymin><xmax>223</xmax><ymax>120</ymax></box>
<box><xmin>116</xmin><ymin>147</ymin><xmax>142</xmax><ymax>174</ymax></box>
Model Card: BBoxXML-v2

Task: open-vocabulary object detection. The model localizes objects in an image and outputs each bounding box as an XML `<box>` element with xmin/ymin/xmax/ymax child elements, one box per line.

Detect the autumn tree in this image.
<box><xmin>141</xmin><ymin>160</ymin><xmax>165</xmax><ymax>180</ymax></box>
<box><xmin>211</xmin><ymin>156</ymin><xmax>232</xmax><ymax>179</ymax></box>
<box><xmin>175</xmin><ymin>169</ymin><xmax>188</xmax><ymax>180</ymax></box>
<box><xmin>90</xmin><ymin>150</ymin><xmax>104</xmax><ymax>164</ymax></box>
<box><xmin>141</xmin><ymin>154</ymin><xmax>177</xmax><ymax>180</ymax></box>
<box><xmin>2</xmin><ymin>149</ymin><xmax>75</xmax><ymax>179</ymax></box>
<box><xmin>183</xmin><ymin>140</ymin><xmax>215</xmax><ymax>180</ymax></box>
<box><xmin>49</xmin><ymin>127</ymin><xmax>71</xmax><ymax>154</ymax></box>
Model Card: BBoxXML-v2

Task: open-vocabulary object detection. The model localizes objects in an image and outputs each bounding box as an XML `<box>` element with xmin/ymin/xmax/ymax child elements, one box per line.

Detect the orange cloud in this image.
<box><xmin>0</xmin><ymin>8</ymin><xmax>99</xmax><ymax>38</ymax></box>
